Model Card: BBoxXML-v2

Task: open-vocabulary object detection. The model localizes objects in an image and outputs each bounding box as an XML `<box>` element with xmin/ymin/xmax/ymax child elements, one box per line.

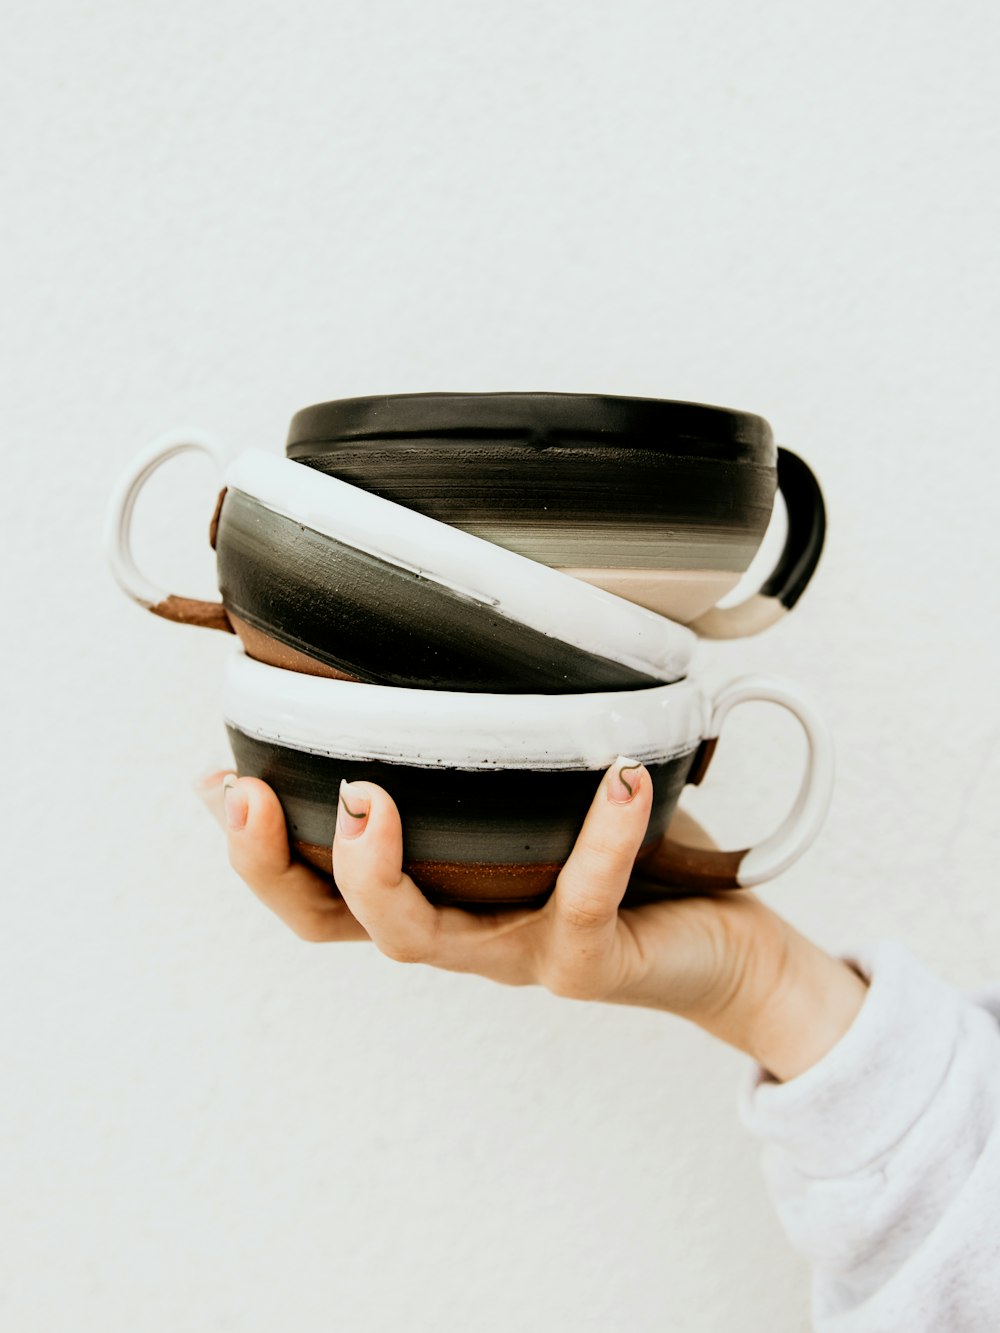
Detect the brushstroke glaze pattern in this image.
<box><xmin>223</xmin><ymin>650</ymin><xmax>705</xmax><ymax>904</ymax></box>
<box><xmin>227</xmin><ymin>725</ymin><xmax>696</xmax><ymax>906</ymax></box>
<box><xmin>289</xmin><ymin>443</ymin><xmax>771</xmax><ymax>569</ymax></box>
<box><xmin>285</xmin><ymin>392</ymin><xmax>825</xmax><ymax>632</ymax></box>
<box><xmin>286</xmin><ymin>392</ymin><xmax>773</xmax><ymax>582</ymax></box>
<box><xmin>216</xmin><ymin>485</ymin><xmax>674</xmax><ymax>692</ymax></box>
<box><xmin>210</xmin><ymin>448</ymin><xmax>695</xmax><ymax>691</ymax></box>
<box><xmin>106</xmin><ymin>437</ymin><xmax>698</xmax><ymax>690</ymax></box>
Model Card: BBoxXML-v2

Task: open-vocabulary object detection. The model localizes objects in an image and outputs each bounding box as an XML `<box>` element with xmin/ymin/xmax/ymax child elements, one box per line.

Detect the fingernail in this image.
<box><xmin>607</xmin><ymin>756</ymin><xmax>643</xmax><ymax>804</ymax></box>
<box><xmin>194</xmin><ymin>769</ymin><xmax>235</xmax><ymax>830</ymax></box>
<box><xmin>337</xmin><ymin>780</ymin><xmax>370</xmax><ymax>839</ymax></box>
<box><xmin>223</xmin><ymin>773</ymin><xmax>248</xmax><ymax>831</ymax></box>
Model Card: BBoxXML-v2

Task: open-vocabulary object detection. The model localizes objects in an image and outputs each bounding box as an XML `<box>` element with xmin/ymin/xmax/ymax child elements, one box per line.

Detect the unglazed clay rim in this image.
<box><xmin>223</xmin><ymin>649</ymin><xmax>709</xmax><ymax>770</ymax></box>
<box><xmin>225</xmin><ymin>451</ymin><xmax>697</xmax><ymax>684</ymax></box>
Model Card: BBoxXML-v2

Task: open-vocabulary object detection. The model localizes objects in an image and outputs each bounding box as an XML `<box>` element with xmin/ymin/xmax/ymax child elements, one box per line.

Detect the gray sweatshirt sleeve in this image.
<box><xmin>739</xmin><ymin>941</ymin><xmax>1000</xmax><ymax>1332</ymax></box>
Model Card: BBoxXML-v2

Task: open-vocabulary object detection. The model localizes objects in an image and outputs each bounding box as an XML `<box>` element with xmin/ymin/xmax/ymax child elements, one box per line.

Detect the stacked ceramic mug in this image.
<box><xmin>107</xmin><ymin>393</ymin><xmax>833</xmax><ymax>908</ymax></box>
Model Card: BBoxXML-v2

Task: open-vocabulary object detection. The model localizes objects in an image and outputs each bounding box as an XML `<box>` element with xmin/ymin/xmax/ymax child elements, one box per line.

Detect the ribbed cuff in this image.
<box><xmin>739</xmin><ymin>940</ymin><xmax>965</xmax><ymax>1177</ymax></box>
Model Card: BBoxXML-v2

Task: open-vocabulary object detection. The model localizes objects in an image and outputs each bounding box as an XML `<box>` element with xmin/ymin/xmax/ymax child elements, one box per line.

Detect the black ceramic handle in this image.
<box><xmin>688</xmin><ymin>448</ymin><xmax>826</xmax><ymax>639</ymax></box>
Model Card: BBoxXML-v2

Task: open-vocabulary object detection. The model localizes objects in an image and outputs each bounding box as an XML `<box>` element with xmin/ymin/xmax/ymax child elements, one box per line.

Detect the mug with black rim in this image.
<box><xmin>284</xmin><ymin>391</ymin><xmax>827</xmax><ymax>638</ymax></box>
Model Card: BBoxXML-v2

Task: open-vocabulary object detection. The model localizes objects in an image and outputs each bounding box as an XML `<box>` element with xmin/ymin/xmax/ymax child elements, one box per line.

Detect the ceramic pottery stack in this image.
<box><xmin>108</xmin><ymin>393</ymin><xmax>834</xmax><ymax>908</ymax></box>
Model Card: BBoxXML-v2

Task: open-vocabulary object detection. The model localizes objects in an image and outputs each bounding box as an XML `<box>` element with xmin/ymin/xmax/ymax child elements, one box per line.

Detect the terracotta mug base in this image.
<box><xmin>229</xmin><ymin>615</ymin><xmax>363</xmax><ymax>681</ymax></box>
<box><xmin>296</xmin><ymin>838</ymin><xmax>662</xmax><ymax>909</ymax></box>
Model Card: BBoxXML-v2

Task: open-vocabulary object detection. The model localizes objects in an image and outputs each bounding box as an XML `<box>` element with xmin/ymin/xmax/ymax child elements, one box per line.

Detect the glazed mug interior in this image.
<box><xmin>223</xmin><ymin>652</ymin><xmax>834</xmax><ymax>908</ymax></box>
<box><xmin>285</xmin><ymin>392</ymin><xmax>827</xmax><ymax>638</ymax></box>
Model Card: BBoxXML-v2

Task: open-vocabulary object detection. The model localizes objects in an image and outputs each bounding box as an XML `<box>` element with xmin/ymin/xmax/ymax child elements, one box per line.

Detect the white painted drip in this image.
<box><xmin>225</xmin><ymin>449</ymin><xmax>697</xmax><ymax>683</ymax></box>
<box><xmin>222</xmin><ymin>649</ymin><xmax>709</xmax><ymax>770</ymax></box>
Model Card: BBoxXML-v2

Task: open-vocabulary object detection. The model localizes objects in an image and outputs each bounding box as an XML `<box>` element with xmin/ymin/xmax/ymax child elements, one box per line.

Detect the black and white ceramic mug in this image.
<box><xmin>285</xmin><ymin>392</ymin><xmax>827</xmax><ymax>638</ymax></box>
<box><xmin>106</xmin><ymin>434</ymin><xmax>696</xmax><ymax>692</ymax></box>
<box><xmin>223</xmin><ymin>650</ymin><xmax>834</xmax><ymax>908</ymax></box>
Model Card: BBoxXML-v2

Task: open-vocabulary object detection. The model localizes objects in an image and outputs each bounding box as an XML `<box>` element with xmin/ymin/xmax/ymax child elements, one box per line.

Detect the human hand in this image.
<box><xmin>197</xmin><ymin>763</ymin><xmax>866</xmax><ymax>1081</ymax></box>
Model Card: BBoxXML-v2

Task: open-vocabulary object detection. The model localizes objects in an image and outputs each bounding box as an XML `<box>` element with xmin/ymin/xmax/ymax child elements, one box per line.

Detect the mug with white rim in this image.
<box><xmin>223</xmin><ymin>650</ymin><xmax>835</xmax><ymax>908</ymax></box>
<box><xmin>106</xmin><ymin>434</ymin><xmax>698</xmax><ymax>692</ymax></box>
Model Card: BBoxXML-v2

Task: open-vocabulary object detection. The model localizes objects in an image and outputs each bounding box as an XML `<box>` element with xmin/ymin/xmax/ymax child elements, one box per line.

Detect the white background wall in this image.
<box><xmin>4</xmin><ymin>1</ymin><xmax>999</xmax><ymax>1328</ymax></box>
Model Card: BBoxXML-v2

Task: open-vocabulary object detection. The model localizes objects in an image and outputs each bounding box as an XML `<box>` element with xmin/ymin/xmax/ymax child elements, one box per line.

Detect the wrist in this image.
<box><xmin>692</xmin><ymin>907</ymin><xmax>869</xmax><ymax>1082</ymax></box>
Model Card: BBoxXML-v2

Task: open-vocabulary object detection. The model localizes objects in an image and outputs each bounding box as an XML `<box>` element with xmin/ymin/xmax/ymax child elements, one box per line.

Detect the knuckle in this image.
<box><xmin>558</xmin><ymin>892</ymin><xmax>614</xmax><ymax>934</ymax></box>
<box><xmin>543</xmin><ymin>966</ymin><xmax>603</xmax><ymax>1002</ymax></box>
<box><xmin>377</xmin><ymin>909</ymin><xmax>441</xmax><ymax>966</ymax></box>
<box><xmin>541</xmin><ymin>966</ymin><xmax>578</xmax><ymax>999</ymax></box>
<box><xmin>291</xmin><ymin>913</ymin><xmax>336</xmax><ymax>943</ymax></box>
<box><xmin>228</xmin><ymin>849</ymin><xmax>276</xmax><ymax>896</ymax></box>
<box><xmin>225</xmin><ymin>843</ymin><xmax>252</xmax><ymax>880</ymax></box>
<box><xmin>580</xmin><ymin>834</ymin><xmax>632</xmax><ymax>872</ymax></box>
<box><xmin>378</xmin><ymin>934</ymin><xmax>429</xmax><ymax>966</ymax></box>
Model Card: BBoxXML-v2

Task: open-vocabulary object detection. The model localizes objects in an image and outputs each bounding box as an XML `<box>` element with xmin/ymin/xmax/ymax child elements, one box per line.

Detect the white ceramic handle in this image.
<box><xmin>706</xmin><ymin>674</ymin><xmax>834</xmax><ymax>885</ymax></box>
<box><xmin>105</xmin><ymin>430</ymin><xmax>232</xmax><ymax>630</ymax></box>
<box><xmin>640</xmin><ymin>673</ymin><xmax>834</xmax><ymax>891</ymax></box>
